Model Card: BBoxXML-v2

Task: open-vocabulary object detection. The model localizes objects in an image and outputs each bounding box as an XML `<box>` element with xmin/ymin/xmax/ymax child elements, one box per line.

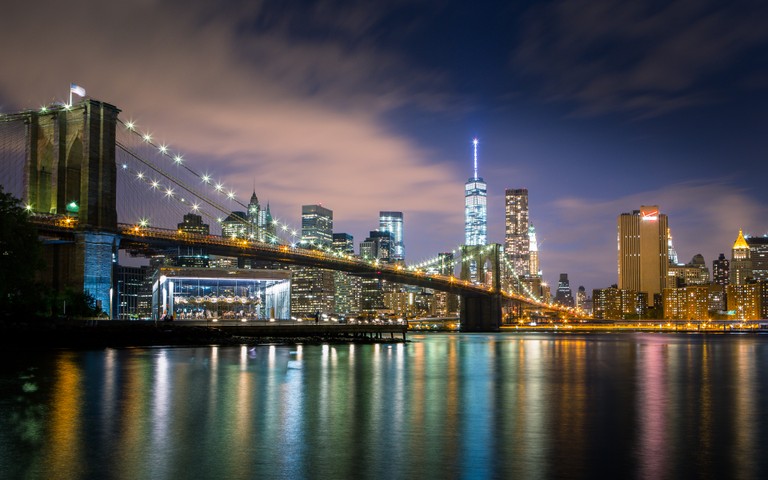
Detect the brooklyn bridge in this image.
<box><xmin>0</xmin><ymin>99</ymin><xmax>582</xmax><ymax>331</ymax></box>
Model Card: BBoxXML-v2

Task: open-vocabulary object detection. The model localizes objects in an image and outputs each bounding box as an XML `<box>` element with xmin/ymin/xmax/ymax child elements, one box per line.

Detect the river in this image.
<box><xmin>1</xmin><ymin>333</ymin><xmax>768</xmax><ymax>479</ymax></box>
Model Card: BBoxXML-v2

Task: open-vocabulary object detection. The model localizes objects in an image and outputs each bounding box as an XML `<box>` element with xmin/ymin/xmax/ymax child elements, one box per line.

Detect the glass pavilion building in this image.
<box><xmin>152</xmin><ymin>268</ymin><xmax>291</xmax><ymax>321</ymax></box>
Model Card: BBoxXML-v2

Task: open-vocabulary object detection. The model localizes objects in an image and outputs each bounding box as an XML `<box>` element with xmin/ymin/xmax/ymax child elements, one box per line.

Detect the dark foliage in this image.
<box><xmin>0</xmin><ymin>186</ymin><xmax>44</xmax><ymax>317</ymax></box>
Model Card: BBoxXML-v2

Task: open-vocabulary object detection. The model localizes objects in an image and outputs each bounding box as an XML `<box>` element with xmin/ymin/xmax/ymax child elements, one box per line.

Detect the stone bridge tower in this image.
<box><xmin>459</xmin><ymin>243</ymin><xmax>503</xmax><ymax>331</ymax></box>
<box><xmin>24</xmin><ymin>100</ymin><xmax>120</xmax><ymax>315</ymax></box>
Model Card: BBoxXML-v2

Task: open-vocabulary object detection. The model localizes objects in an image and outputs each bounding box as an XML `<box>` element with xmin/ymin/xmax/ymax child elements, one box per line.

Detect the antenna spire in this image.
<box><xmin>473</xmin><ymin>138</ymin><xmax>478</xmax><ymax>179</ymax></box>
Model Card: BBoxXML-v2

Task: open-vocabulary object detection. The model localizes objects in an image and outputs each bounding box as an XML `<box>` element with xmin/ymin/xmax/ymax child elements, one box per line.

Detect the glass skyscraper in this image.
<box><xmin>504</xmin><ymin>188</ymin><xmax>529</xmax><ymax>277</ymax></box>
<box><xmin>301</xmin><ymin>204</ymin><xmax>333</xmax><ymax>248</ymax></box>
<box><xmin>464</xmin><ymin>138</ymin><xmax>487</xmax><ymax>246</ymax></box>
<box><xmin>379</xmin><ymin>211</ymin><xmax>404</xmax><ymax>262</ymax></box>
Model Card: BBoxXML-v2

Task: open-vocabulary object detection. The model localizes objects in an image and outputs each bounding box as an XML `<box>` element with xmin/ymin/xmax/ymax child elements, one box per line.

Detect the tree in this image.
<box><xmin>0</xmin><ymin>186</ymin><xmax>44</xmax><ymax>317</ymax></box>
<box><xmin>50</xmin><ymin>290</ymin><xmax>101</xmax><ymax>318</ymax></box>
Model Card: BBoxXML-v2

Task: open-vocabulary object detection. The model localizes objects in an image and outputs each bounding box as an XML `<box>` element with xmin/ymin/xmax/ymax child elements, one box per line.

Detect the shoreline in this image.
<box><xmin>2</xmin><ymin>318</ymin><xmax>764</xmax><ymax>350</ymax></box>
<box><xmin>0</xmin><ymin>319</ymin><xmax>407</xmax><ymax>349</ymax></box>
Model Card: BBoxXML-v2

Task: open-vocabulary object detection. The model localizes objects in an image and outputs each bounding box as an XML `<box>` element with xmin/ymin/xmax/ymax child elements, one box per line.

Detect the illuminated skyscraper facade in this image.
<box><xmin>618</xmin><ymin>206</ymin><xmax>669</xmax><ymax>304</ymax></box>
<box><xmin>332</xmin><ymin>233</ymin><xmax>355</xmax><ymax>255</ymax></box>
<box><xmin>528</xmin><ymin>224</ymin><xmax>540</xmax><ymax>277</ymax></box>
<box><xmin>667</xmin><ymin>228</ymin><xmax>679</xmax><ymax>265</ymax></box>
<box><xmin>360</xmin><ymin>231</ymin><xmax>394</xmax><ymax>263</ymax></box>
<box><xmin>554</xmin><ymin>273</ymin><xmax>574</xmax><ymax>307</ymax></box>
<box><xmin>247</xmin><ymin>191</ymin><xmax>275</xmax><ymax>242</ymax></box>
<box><xmin>746</xmin><ymin>235</ymin><xmax>768</xmax><ymax>281</ymax></box>
<box><xmin>291</xmin><ymin>266</ymin><xmax>335</xmax><ymax>317</ymax></box>
<box><xmin>713</xmin><ymin>253</ymin><xmax>729</xmax><ymax>285</ymax></box>
<box><xmin>301</xmin><ymin>204</ymin><xmax>333</xmax><ymax>248</ymax></box>
<box><xmin>464</xmin><ymin>139</ymin><xmax>487</xmax><ymax>246</ymax></box>
<box><xmin>379</xmin><ymin>211</ymin><xmax>404</xmax><ymax>262</ymax></box>
<box><xmin>726</xmin><ymin>284</ymin><xmax>760</xmax><ymax>320</ymax></box>
<box><xmin>730</xmin><ymin>229</ymin><xmax>752</xmax><ymax>285</ymax></box>
<box><xmin>504</xmin><ymin>188</ymin><xmax>530</xmax><ymax>277</ymax></box>
<box><xmin>663</xmin><ymin>286</ymin><xmax>709</xmax><ymax>320</ymax></box>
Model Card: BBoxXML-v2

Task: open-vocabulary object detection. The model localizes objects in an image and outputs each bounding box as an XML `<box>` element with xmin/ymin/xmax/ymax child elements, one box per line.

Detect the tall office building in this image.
<box><xmin>290</xmin><ymin>267</ymin><xmax>335</xmax><ymax>317</ymax></box>
<box><xmin>379</xmin><ymin>211</ymin><xmax>404</xmax><ymax>262</ymax></box>
<box><xmin>554</xmin><ymin>273</ymin><xmax>574</xmax><ymax>307</ymax></box>
<box><xmin>618</xmin><ymin>206</ymin><xmax>669</xmax><ymax>304</ymax></box>
<box><xmin>576</xmin><ymin>286</ymin><xmax>586</xmax><ymax>309</ymax></box>
<box><xmin>504</xmin><ymin>188</ymin><xmax>530</xmax><ymax>277</ymax></box>
<box><xmin>730</xmin><ymin>229</ymin><xmax>752</xmax><ymax>285</ymax></box>
<box><xmin>331</xmin><ymin>233</ymin><xmax>360</xmax><ymax>315</ymax></box>
<box><xmin>301</xmin><ymin>204</ymin><xmax>333</xmax><ymax>248</ymax></box>
<box><xmin>464</xmin><ymin>138</ymin><xmax>487</xmax><ymax>246</ymax></box>
<box><xmin>220</xmin><ymin>191</ymin><xmax>275</xmax><ymax>242</ymax></box>
<box><xmin>247</xmin><ymin>191</ymin><xmax>260</xmax><ymax>234</ymax></box>
<box><xmin>746</xmin><ymin>235</ymin><xmax>768</xmax><ymax>281</ymax></box>
<box><xmin>667</xmin><ymin>228</ymin><xmax>679</xmax><ymax>265</ymax></box>
<box><xmin>360</xmin><ymin>231</ymin><xmax>394</xmax><ymax>263</ymax></box>
<box><xmin>246</xmin><ymin>191</ymin><xmax>276</xmax><ymax>242</ymax></box>
<box><xmin>332</xmin><ymin>233</ymin><xmax>355</xmax><ymax>255</ymax></box>
<box><xmin>528</xmin><ymin>224</ymin><xmax>540</xmax><ymax>277</ymax></box>
<box><xmin>334</xmin><ymin>271</ymin><xmax>361</xmax><ymax>316</ymax></box>
<box><xmin>712</xmin><ymin>253</ymin><xmax>729</xmax><ymax>285</ymax></box>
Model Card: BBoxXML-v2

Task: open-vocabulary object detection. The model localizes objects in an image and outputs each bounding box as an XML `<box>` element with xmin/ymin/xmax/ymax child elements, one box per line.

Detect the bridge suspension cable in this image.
<box><xmin>0</xmin><ymin>113</ymin><xmax>29</xmax><ymax>201</ymax></box>
<box><xmin>114</xmin><ymin>118</ymin><xmax>299</xmax><ymax>245</ymax></box>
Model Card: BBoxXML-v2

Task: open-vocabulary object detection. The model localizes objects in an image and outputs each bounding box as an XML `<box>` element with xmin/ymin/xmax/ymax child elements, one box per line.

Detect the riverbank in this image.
<box><xmin>0</xmin><ymin>319</ymin><xmax>408</xmax><ymax>349</ymax></box>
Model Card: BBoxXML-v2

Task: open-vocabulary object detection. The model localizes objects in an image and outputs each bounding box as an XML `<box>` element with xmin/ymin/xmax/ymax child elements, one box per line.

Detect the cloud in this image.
<box><xmin>0</xmin><ymin>0</ymin><xmax>462</xmax><ymax>260</ymax></box>
<box><xmin>514</xmin><ymin>0</ymin><xmax>768</xmax><ymax>118</ymax></box>
<box><xmin>539</xmin><ymin>180</ymin><xmax>766</xmax><ymax>292</ymax></box>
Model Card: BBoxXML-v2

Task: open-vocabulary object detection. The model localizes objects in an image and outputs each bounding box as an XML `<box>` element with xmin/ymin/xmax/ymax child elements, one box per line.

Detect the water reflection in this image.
<box><xmin>0</xmin><ymin>334</ymin><xmax>767</xmax><ymax>479</ymax></box>
<box><xmin>46</xmin><ymin>352</ymin><xmax>83</xmax><ymax>478</ymax></box>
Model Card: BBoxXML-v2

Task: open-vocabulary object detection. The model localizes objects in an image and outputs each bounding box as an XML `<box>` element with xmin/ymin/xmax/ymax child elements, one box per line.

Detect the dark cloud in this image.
<box><xmin>0</xmin><ymin>0</ymin><xmax>461</xmax><ymax>262</ymax></box>
<box><xmin>515</xmin><ymin>0</ymin><xmax>768</xmax><ymax>117</ymax></box>
<box><xmin>1</xmin><ymin>0</ymin><xmax>766</xmax><ymax>291</ymax></box>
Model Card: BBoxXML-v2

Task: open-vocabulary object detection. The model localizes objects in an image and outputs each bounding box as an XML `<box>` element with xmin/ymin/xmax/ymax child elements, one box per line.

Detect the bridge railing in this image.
<box><xmin>30</xmin><ymin>215</ymin><xmax>580</xmax><ymax>315</ymax></box>
<box><xmin>123</xmin><ymin>223</ymin><xmax>585</xmax><ymax>311</ymax></box>
<box><xmin>118</xmin><ymin>223</ymin><xmax>500</xmax><ymax>293</ymax></box>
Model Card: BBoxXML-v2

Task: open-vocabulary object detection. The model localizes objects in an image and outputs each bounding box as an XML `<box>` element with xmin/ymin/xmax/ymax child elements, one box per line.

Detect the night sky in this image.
<box><xmin>2</xmin><ymin>0</ymin><xmax>767</xmax><ymax>293</ymax></box>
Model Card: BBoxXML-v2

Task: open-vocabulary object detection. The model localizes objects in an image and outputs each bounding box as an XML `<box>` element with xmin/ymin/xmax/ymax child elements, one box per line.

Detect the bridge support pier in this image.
<box><xmin>39</xmin><ymin>232</ymin><xmax>119</xmax><ymax>317</ymax></box>
<box><xmin>460</xmin><ymin>293</ymin><xmax>502</xmax><ymax>332</ymax></box>
<box><xmin>76</xmin><ymin>232</ymin><xmax>119</xmax><ymax>317</ymax></box>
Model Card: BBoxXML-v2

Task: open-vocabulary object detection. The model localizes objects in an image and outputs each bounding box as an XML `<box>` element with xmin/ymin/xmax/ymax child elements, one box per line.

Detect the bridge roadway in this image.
<box><xmin>117</xmin><ymin>224</ymin><xmax>567</xmax><ymax>309</ymax></box>
<box><xmin>108</xmin><ymin>221</ymin><xmax>523</xmax><ymax>298</ymax></box>
<box><xmin>31</xmin><ymin>216</ymin><xmax>578</xmax><ymax>329</ymax></box>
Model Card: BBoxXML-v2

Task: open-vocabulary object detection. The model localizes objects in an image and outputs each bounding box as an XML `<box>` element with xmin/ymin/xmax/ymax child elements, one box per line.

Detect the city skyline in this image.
<box><xmin>1</xmin><ymin>0</ymin><xmax>767</xmax><ymax>293</ymax></box>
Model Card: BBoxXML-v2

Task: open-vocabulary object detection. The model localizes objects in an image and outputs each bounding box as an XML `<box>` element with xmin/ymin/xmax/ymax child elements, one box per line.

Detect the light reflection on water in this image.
<box><xmin>1</xmin><ymin>333</ymin><xmax>768</xmax><ymax>479</ymax></box>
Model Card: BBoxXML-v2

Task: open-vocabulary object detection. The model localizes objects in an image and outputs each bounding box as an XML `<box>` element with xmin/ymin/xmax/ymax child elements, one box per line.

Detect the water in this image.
<box><xmin>2</xmin><ymin>333</ymin><xmax>768</xmax><ymax>479</ymax></box>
